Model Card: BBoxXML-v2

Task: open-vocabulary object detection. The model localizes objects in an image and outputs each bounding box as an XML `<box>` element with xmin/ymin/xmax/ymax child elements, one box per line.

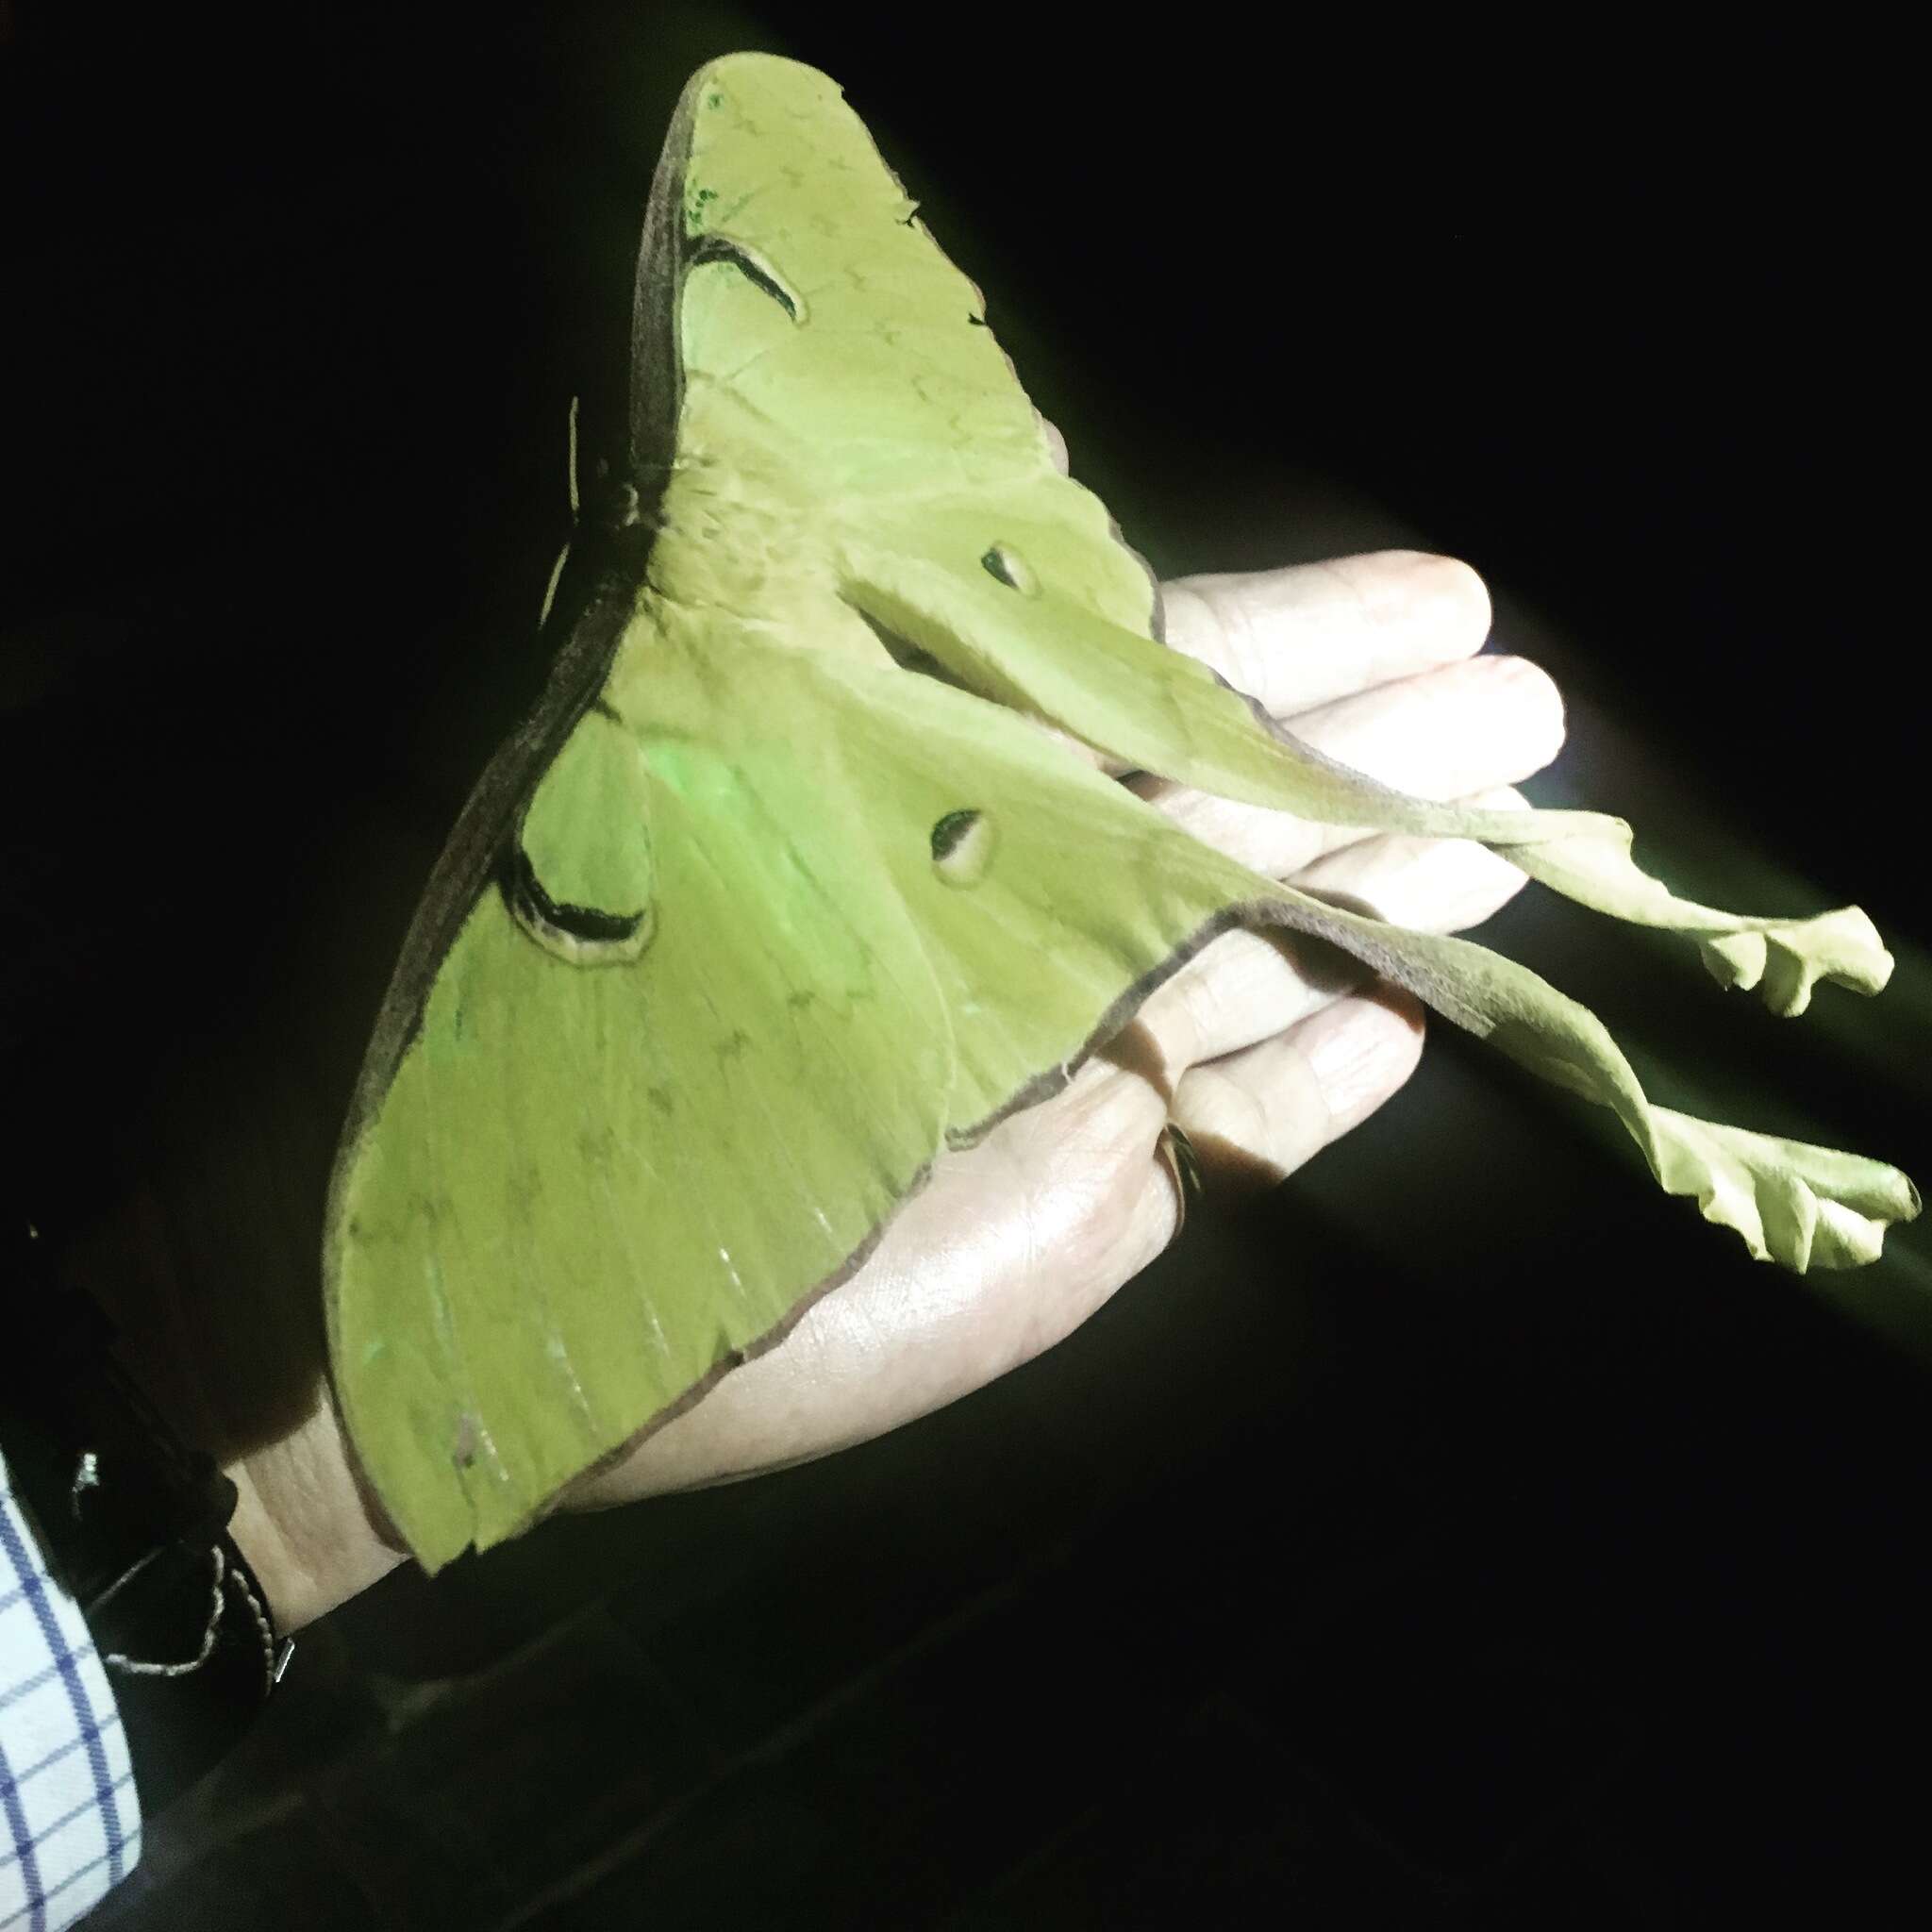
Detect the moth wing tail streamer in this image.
<box><xmin>836</xmin><ymin>532</ymin><xmax>1894</xmax><ymax>1019</ymax></box>
<box><xmin>799</xmin><ymin>632</ymin><xmax>1920</xmax><ymax>1273</ymax></box>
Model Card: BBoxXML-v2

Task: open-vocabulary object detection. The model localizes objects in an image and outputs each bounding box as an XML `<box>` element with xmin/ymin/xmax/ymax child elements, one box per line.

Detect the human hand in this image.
<box><xmin>562</xmin><ymin>539</ymin><xmax>1561</xmax><ymax>1509</ymax></box>
<box><xmin>76</xmin><ymin>487</ymin><xmax>1564</xmax><ymax>1630</ymax></box>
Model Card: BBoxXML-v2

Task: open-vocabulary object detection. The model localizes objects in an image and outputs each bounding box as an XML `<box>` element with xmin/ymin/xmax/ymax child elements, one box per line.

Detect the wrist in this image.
<box><xmin>63</xmin><ymin>1188</ymin><xmax>406</xmax><ymax>1634</ymax></box>
<box><xmin>222</xmin><ymin>1392</ymin><xmax>405</xmax><ymax>1633</ymax></box>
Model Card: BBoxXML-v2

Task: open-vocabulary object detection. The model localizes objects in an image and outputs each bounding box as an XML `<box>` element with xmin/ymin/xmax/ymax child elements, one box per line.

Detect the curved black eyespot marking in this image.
<box><xmin>931</xmin><ymin>810</ymin><xmax>980</xmax><ymax>862</ymax></box>
<box><xmin>503</xmin><ymin>847</ymin><xmax>646</xmax><ymax>946</ymax></box>
<box><xmin>980</xmin><ymin>543</ymin><xmax>1039</xmax><ymax>595</ymax></box>
<box><xmin>931</xmin><ymin>808</ymin><xmax>996</xmax><ymax>889</ymax></box>
<box><xmin>686</xmin><ymin>233</ymin><xmax>806</xmax><ymax>322</ymax></box>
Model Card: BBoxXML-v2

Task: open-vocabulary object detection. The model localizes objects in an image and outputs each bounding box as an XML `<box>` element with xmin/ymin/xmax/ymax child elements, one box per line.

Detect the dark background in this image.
<box><xmin>4</xmin><ymin>6</ymin><xmax>1926</xmax><ymax>1925</ymax></box>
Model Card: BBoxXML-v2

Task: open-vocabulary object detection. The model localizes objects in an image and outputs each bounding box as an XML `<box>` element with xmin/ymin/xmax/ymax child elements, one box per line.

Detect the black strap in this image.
<box><xmin>2</xmin><ymin>1222</ymin><xmax>289</xmax><ymax>1816</ymax></box>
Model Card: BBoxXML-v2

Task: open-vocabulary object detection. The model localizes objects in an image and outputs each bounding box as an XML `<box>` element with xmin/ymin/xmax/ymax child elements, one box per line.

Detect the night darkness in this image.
<box><xmin>4</xmin><ymin>8</ymin><xmax>1926</xmax><ymax>1924</ymax></box>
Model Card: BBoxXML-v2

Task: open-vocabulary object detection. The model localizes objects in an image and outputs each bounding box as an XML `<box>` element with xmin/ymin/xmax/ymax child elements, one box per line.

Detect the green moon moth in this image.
<box><xmin>325</xmin><ymin>53</ymin><xmax>1920</xmax><ymax>1573</ymax></box>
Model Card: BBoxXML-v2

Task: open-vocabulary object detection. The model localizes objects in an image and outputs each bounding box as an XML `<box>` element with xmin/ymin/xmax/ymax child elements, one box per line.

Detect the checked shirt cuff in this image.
<box><xmin>1</xmin><ymin>1441</ymin><xmax>141</xmax><ymax>1932</ymax></box>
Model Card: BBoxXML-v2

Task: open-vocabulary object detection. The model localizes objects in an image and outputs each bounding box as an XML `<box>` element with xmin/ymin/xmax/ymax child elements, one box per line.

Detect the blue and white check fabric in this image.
<box><xmin>1</xmin><ymin>1440</ymin><xmax>141</xmax><ymax>1931</ymax></box>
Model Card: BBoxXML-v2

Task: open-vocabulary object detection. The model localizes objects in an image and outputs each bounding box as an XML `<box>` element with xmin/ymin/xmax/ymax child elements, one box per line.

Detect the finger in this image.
<box><xmin>1171</xmin><ymin>984</ymin><xmax>1426</xmax><ymax>1195</ymax></box>
<box><xmin>1159</xmin><ymin>549</ymin><xmax>1492</xmax><ymax>717</ymax></box>
<box><xmin>1127</xmin><ymin>784</ymin><xmax>1531</xmax><ymax>1082</ymax></box>
<box><xmin>888</xmin><ymin>983</ymin><xmax>1424</xmax><ymax>1384</ymax></box>
<box><xmin>1134</xmin><ymin>652</ymin><xmax>1566</xmax><ymax>878</ymax></box>
<box><xmin>1130</xmin><ymin>927</ymin><xmax>1366</xmax><ymax>1094</ymax></box>
<box><xmin>1289</xmin><ymin>786</ymin><xmax>1532</xmax><ymax>933</ymax></box>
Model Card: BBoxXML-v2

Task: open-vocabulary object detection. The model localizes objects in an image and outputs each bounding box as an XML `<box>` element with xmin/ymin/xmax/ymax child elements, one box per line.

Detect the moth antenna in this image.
<box><xmin>536</xmin><ymin>541</ymin><xmax>571</xmax><ymax>631</ymax></box>
<box><xmin>537</xmin><ymin>394</ymin><xmax>584</xmax><ymax>631</ymax></box>
<box><xmin>566</xmin><ymin>393</ymin><xmax>581</xmax><ymax>520</ymax></box>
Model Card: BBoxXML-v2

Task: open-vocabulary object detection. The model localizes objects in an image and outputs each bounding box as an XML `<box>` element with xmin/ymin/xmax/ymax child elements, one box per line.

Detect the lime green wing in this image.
<box><xmin>325</xmin><ymin>54</ymin><xmax>1918</xmax><ymax>1573</ymax></box>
